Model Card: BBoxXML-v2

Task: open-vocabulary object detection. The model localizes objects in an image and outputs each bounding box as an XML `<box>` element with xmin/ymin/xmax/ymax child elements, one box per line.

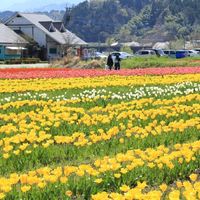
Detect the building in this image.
<box><xmin>0</xmin><ymin>23</ymin><xmax>27</xmax><ymax>60</ymax></box>
<box><xmin>5</xmin><ymin>12</ymin><xmax>87</xmax><ymax>60</ymax></box>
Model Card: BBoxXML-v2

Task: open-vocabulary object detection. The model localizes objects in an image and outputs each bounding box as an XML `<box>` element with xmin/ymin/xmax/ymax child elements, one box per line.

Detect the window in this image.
<box><xmin>49</xmin><ymin>27</ymin><xmax>56</xmax><ymax>32</ymax></box>
<box><xmin>60</xmin><ymin>27</ymin><xmax>66</xmax><ymax>33</ymax></box>
<box><xmin>150</xmin><ymin>51</ymin><xmax>155</xmax><ymax>55</ymax></box>
<box><xmin>164</xmin><ymin>51</ymin><xmax>169</xmax><ymax>55</ymax></box>
<box><xmin>60</xmin><ymin>25</ymin><xmax>66</xmax><ymax>33</ymax></box>
<box><xmin>49</xmin><ymin>48</ymin><xmax>57</xmax><ymax>54</ymax></box>
<box><xmin>141</xmin><ymin>51</ymin><xmax>149</xmax><ymax>55</ymax></box>
<box><xmin>49</xmin><ymin>24</ymin><xmax>56</xmax><ymax>32</ymax></box>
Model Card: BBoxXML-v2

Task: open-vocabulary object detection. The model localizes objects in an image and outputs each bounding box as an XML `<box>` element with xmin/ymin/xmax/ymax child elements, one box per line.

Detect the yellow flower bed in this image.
<box><xmin>0</xmin><ymin>93</ymin><xmax>199</xmax><ymax>158</ymax></box>
<box><xmin>0</xmin><ymin>73</ymin><xmax>200</xmax><ymax>199</ymax></box>
<box><xmin>0</xmin><ymin>140</ymin><xmax>199</xmax><ymax>198</ymax></box>
<box><xmin>1</xmin><ymin>74</ymin><xmax>200</xmax><ymax>93</ymax></box>
<box><xmin>92</xmin><ymin>173</ymin><xmax>200</xmax><ymax>200</ymax></box>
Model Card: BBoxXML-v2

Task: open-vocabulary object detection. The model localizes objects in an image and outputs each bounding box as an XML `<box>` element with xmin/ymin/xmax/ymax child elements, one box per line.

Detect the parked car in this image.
<box><xmin>163</xmin><ymin>50</ymin><xmax>176</xmax><ymax>58</ymax></box>
<box><xmin>94</xmin><ymin>52</ymin><xmax>107</xmax><ymax>59</ymax></box>
<box><xmin>152</xmin><ymin>49</ymin><xmax>166</xmax><ymax>57</ymax></box>
<box><xmin>187</xmin><ymin>50</ymin><xmax>199</xmax><ymax>57</ymax></box>
<box><xmin>135</xmin><ymin>50</ymin><xmax>156</xmax><ymax>56</ymax></box>
<box><xmin>194</xmin><ymin>49</ymin><xmax>200</xmax><ymax>54</ymax></box>
<box><xmin>111</xmin><ymin>52</ymin><xmax>133</xmax><ymax>59</ymax></box>
<box><xmin>176</xmin><ymin>50</ymin><xmax>189</xmax><ymax>59</ymax></box>
<box><xmin>119</xmin><ymin>52</ymin><xmax>133</xmax><ymax>59</ymax></box>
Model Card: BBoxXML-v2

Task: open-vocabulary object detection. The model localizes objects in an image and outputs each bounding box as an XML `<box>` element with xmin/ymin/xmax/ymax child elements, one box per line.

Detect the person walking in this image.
<box><xmin>106</xmin><ymin>54</ymin><xmax>113</xmax><ymax>70</ymax></box>
<box><xmin>114</xmin><ymin>54</ymin><xmax>121</xmax><ymax>70</ymax></box>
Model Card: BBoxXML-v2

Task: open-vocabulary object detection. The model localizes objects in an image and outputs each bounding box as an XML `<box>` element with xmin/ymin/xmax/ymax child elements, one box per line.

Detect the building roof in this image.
<box><xmin>39</xmin><ymin>21</ymin><xmax>53</xmax><ymax>31</ymax></box>
<box><xmin>0</xmin><ymin>23</ymin><xmax>27</xmax><ymax>45</ymax></box>
<box><xmin>6</xmin><ymin>13</ymin><xmax>87</xmax><ymax>46</ymax></box>
<box><xmin>153</xmin><ymin>42</ymin><xmax>170</xmax><ymax>49</ymax></box>
<box><xmin>62</xmin><ymin>30</ymin><xmax>87</xmax><ymax>45</ymax></box>
<box><xmin>52</xmin><ymin>22</ymin><xmax>65</xmax><ymax>32</ymax></box>
<box><xmin>122</xmin><ymin>41</ymin><xmax>141</xmax><ymax>47</ymax></box>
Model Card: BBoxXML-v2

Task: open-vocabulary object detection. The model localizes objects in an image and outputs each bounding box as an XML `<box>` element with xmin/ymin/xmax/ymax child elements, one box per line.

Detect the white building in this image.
<box><xmin>0</xmin><ymin>23</ymin><xmax>27</xmax><ymax>60</ymax></box>
<box><xmin>5</xmin><ymin>12</ymin><xmax>87</xmax><ymax>59</ymax></box>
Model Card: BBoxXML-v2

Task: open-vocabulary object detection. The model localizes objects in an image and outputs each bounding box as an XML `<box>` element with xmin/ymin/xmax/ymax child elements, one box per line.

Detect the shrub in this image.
<box><xmin>5</xmin><ymin>58</ymin><xmax>40</xmax><ymax>64</ymax></box>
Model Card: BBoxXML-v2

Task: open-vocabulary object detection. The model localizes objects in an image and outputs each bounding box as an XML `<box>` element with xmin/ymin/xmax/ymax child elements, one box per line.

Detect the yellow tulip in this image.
<box><xmin>120</xmin><ymin>185</ymin><xmax>130</xmax><ymax>192</ymax></box>
<box><xmin>65</xmin><ymin>190</ymin><xmax>72</xmax><ymax>197</ymax></box>
<box><xmin>94</xmin><ymin>178</ymin><xmax>103</xmax><ymax>184</ymax></box>
<box><xmin>21</xmin><ymin>185</ymin><xmax>31</xmax><ymax>193</ymax></box>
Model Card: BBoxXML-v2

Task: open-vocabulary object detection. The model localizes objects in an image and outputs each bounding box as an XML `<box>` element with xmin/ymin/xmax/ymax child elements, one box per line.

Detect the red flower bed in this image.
<box><xmin>0</xmin><ymin>67</ymin><xmax>200</xmax><ymax>79</ymax></box>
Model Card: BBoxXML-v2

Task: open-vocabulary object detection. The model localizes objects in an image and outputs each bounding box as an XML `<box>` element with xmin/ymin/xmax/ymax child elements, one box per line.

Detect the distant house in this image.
<box><xmin>0</xmin><ymin>23</ymin><xmax>27</xmax><ymax>60</ymax></box>
<box><xmin>5</xmin><ymin>12</ymin><xmax>87</xmax><ymax>60</ymax></box>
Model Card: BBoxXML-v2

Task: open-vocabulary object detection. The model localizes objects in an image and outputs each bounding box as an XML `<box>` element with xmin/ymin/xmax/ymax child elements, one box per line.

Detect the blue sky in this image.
<box><xmin>1</xmin><ymin>0</ymin><xmax>84</xmax><ymax>10</ymax></box>
<box><xmin>1</xmin><ymin>0</ymin><xmax>23</xmax><ymax>9</ymax></box>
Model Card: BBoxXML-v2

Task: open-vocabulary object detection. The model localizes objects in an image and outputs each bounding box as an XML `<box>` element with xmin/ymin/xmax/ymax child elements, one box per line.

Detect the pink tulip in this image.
<box><xmin>0</xmin><ymin>67</ymin><xmax>200</xmax><ymax>79</ymax></box>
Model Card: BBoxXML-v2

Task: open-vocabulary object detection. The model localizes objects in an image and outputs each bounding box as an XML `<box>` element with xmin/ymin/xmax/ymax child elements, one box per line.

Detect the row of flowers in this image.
<box><xmin>0</xmin><ymin>72</ymin><xmax>200</xmax><ymax>199</ymax></box>
<box><xmin>92</xmin><ymin>173</ymin><xmax>200</xmax><ymax>200</ymax></box>
<box><xmin>1</xmin><ymin>87</ymin><xmax>199</xmax><ymax>115</ymax></box>
<box><xmin>1</xmin><ymin>81</ymin><xmax>199</xmax><ymax>106</ymax></box>
<box><xmin>0</xmin><ymin>139</ymin><xmax>199</xmax><ymax>198</ymax></box>
<box><xmin>1</xmin><ymin>74</ymin><xmax>200</xmax><ymax>93</ymax></box>
<box><xmin>1</xmin><ymin>93</ymin><xmax>199</xmax><ymax>138</ymax></box>
<box><xmin>0</xmin><ymin>95</ymin><xmax>200</xmax><ymax>159</ymax></box>
<box><xmin>1</xmin><ymin>115</ymin><xmax>199</xmax><ymax>159</ymax></box>
<box><xmin>0</xmin><ymin>67</ymin><xmax>200</xmax><ymax>79</ymax></box>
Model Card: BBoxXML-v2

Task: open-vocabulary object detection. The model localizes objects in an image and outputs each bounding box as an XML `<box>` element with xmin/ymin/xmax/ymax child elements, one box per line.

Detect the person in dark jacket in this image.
<box><xmin>114</xmin><ymin>54</ymin><xmax>121</xmax><ymax>70</ymax></box>
<box><xmin>106</xmin><ymin>54</ymin><xmax>113</xmax><ymax>70</ymax></box>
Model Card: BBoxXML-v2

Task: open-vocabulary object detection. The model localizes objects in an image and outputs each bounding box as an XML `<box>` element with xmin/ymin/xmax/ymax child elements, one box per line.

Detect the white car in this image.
<box><xmin>188</xmin><ymin>50</ymin><xmax>199</xmax><ymax>57</ymax></box>
<box><xmin>111</xmin><ymin>52</ymin><xmax>133</xmax><ymax>59</ymax></box>
<box><xmin>194</xmin><ymin>49</ymin><xmax>200</xmax><ymax>54</ymax></box>
<box><xmin>135</xmin><ymin>50</ymin><xmax>156</xmax><ymax>56</ymax></box>
<box><xmin>94</xmin><ymin>52</ymin><xmax>107</xmax><ymax>59</ymax></box>
<box><xmin>119</xmin><ymin>52</ymin><xmax>133</xmax><ymax>59</ymax></box>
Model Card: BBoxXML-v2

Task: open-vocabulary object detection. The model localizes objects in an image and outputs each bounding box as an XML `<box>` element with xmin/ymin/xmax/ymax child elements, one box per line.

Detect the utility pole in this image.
<box><xmin>183</xmin><ymin>36</ymin><xmax>186</xmax><ymax>49</ymax></box>
<box><xmin>63</xmin><ymin>4</ymin><xmax>72</xmax><ymax>27</ymax></box>
<box><xmin>98</xmin><ymin>35</ymin><xmax>100</xmax><ymax>52</ymax></box>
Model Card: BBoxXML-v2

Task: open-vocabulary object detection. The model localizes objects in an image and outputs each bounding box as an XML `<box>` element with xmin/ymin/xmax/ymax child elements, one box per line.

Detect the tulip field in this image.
<box><xmin>0</xmin><ymin>67</ymin><xmax>200</xmax><ymax>200</ymax></box>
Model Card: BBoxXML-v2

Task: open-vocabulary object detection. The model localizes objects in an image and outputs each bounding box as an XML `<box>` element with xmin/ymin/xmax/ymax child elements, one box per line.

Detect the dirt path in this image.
<box><xmin>0</xmin><ymin>63</ymin><xmax>50</xmax><ymax>69</ymax></box>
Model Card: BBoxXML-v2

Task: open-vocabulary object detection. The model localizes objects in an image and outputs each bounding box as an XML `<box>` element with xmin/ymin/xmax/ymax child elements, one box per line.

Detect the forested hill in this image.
<box><xmin>64</xmin><ymin>0</ymin><xmax>200</xmax><ymax>43</ymax></box>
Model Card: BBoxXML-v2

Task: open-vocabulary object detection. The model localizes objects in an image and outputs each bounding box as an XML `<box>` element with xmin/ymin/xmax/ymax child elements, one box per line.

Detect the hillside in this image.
<box><xmin>64</xmin><ymin>0</ymin><xmax>200</xmax><ymax>43</ymax></box>
<box><xmin>0</xmin><ymin>11</ymin><xmax>13</xmax><ymax>22</ymax></box>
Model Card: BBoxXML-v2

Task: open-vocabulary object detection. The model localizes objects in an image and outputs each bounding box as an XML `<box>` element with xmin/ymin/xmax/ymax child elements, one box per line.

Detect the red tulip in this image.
<box><xmin>0</xmin><ymin>67</ymin><xmax>200</xmax><ymax>79</ymax></box>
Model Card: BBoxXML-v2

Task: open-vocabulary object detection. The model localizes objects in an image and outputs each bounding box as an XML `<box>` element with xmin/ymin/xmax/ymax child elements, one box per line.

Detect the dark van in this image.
<box><xmin>176</xmin><ymin>50</ymin><xmax>189</xmax><ymax>59</ymax></box>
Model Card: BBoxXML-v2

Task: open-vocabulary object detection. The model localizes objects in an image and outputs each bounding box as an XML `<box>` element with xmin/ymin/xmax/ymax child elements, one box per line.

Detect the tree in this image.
<box><xmin>63</xmin><ymin>0</ymin><xmax>200</xmax><ymax>43</ymax></box>
<box><xmin>120</xmin><ymin>45</ymin><xmax>132</xmax><ymax>54</ymax></box>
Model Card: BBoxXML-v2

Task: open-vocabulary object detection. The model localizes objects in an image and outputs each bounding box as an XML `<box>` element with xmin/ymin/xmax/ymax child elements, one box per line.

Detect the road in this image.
<box><xmin>0</xmin><ymin>63</ymin><xmax>50</xmax><ymax>69</ymax></box>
